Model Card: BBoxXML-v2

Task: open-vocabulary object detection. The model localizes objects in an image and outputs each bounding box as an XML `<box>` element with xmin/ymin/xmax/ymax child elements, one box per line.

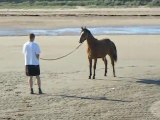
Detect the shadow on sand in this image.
<box><xmin>137</xmin><ymin>79</ymin><xmax>160</xmax><ymax>85</ymax></box>
<box><xmin>116</xmin><ymin>76</ymin><xmax>160</xmax><ymax>86</ymax></box>
<box><xmin>44</xmin><ymin>94</ymin><xmax>131</xmax><ymax>103</ymax></box>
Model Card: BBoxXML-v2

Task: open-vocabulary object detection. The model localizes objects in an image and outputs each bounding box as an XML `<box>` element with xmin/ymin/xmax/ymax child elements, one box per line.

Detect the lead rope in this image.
<box><xmin>40</xmin><ymin>43</ymin><xmax>83</xmax><ymax>61</ymax></box>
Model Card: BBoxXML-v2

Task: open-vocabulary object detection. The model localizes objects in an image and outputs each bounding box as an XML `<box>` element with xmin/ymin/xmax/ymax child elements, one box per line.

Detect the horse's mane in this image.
<box><xmin>83</xmin><ymin>28</ymin><xmax>98</xmax><ymax>41</ymax></box>
<box><xmin>83</xmin><ymin>28</ymin><xmax>91</xmax><ymax>34</ymax></box>
<box><xmin>84</xmin><ymin>28</ymin><xmax>94</xmax><ymax>37</ymax></box>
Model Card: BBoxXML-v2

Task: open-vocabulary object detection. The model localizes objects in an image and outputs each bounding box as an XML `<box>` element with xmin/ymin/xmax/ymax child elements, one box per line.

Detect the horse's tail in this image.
<box><xmin>110</xmin><ymin>41</ymin><xmax>117</xmax><ymax>62</ymax></box>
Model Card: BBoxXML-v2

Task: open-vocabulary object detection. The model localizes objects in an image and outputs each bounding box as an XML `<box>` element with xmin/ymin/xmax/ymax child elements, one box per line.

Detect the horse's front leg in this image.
<box><xmin>93</xmin><ymin>58</ymin><xmax>97</xmax><ymax>79</ymax></box>
<box><xmin>88</xmin><ymin>58</ymin><xmax>92</xmax><ymax>79</ymax></box>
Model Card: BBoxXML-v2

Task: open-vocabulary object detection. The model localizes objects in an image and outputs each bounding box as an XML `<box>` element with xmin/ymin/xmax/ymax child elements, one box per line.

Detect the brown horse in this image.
<box><xmin>79</xmin><ymin>27</ymin><xmax>117</xmax><ymax>79</ymax></box>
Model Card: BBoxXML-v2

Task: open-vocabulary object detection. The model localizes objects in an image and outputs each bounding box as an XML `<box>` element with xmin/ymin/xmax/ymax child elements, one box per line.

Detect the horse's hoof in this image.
<box><xmin>88</xmin><ymin>76</ymin><xmax>91</xmax><ymax>79</ymax></box>
<box><xmin>104</xmin><ymin>74</ymin><xmax>107</xmax><ymax>76</ymax></box>
<box><xmin>92</xmin><ymin>76</ymin><xmax>95</xmax><ymax>79</ymax></box>
<box><xmin>114</xmin><ymin>75</ymin><xmax>116</xmax><ymax>77</ymax></box>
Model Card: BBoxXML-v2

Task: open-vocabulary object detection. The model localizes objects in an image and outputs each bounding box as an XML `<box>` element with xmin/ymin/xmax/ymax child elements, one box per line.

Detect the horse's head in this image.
<box><xmin>79</xmin><ymin>27</ymin><xmax>90</xmax><ymax>43</ymax></box>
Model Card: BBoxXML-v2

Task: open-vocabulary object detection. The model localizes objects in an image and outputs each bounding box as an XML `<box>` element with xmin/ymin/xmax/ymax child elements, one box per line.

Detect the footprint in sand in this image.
<box><xmin>5</xmin><ymin>89</ymin><xmax>13</xmax><ymax>91</ymax></box>
<box><xmin>15</xmin><ymin>113</ymin><xmax>24</xmax><ymax>117</ymax></box>
<box><xmin>15</xmin><ymin>91</ymin><xmax>22</xmax><ymax>94</ymax></box>
<box><xmin>1</xmin><ymin>117</ymin><xmax>15</xmax><ymax>120</ymax></box>
<box><xmin>128</xmin><ymin>65</ymin><xmax>136</xmax><ymax>68</ymax></box>
<box><xmin>26</xmin><ymin>104</ymin><xmax>32</xmax><ymax>107</ymax></box>
<box><xmin>150</xmin><ymin>100</ymin><xmax>160</xmax><ymax>118</ymax></box>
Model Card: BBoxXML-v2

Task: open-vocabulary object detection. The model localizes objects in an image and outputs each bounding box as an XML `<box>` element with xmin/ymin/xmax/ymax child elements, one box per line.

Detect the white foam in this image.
<box><xmin>0</xmin><ymin>25</ymin><xmax>160</xmax><ymax>36</ymax></box>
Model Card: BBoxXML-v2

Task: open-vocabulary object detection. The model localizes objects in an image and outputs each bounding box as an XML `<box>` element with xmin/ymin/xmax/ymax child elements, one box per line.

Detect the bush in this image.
<box><xmin>35</xmin><ymin>1</ymin><xmax>48</xmax><ymax>6</ymax></box>
<box><xmin>0</xmin><ymin>0</ymin><xmax>159</xmax><ymax>7</ymax></box>
<box><xmin>114</xmin><ymin>1</ymin><xmax>123</xmax><ymax>6</ymax></box>
<box><xmin>150</xmin><ymin>0</ymin><xmax>160</xmax><ymax>6</ymax></box>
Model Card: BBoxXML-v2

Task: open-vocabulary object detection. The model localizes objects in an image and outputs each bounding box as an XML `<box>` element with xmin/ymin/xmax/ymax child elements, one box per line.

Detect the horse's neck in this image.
<box><xmin>87</xmin><ymin>34</ymin><xmax>97</xmax><ymax>48</ymax></box>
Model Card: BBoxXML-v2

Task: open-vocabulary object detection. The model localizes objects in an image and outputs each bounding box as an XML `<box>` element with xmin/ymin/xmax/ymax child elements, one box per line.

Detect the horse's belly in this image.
<box><xmin>89</xmin><ymin>52</ymin><xmax>107</xmax><ymax>59</ymax></box>
<box><xmin>87</xmin><ymin>46</ymin><xmax>108</xmax><ymax>59</ymax></box>
<box><xmin>96</xmin><ymin>48</ymin><xmax>108</xmax><ymax>58</ymax></box>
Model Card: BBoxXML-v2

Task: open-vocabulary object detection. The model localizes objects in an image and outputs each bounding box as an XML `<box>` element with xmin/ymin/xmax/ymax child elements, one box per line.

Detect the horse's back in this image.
<box><xmin>101</xmin><ymin>38</ymin><xmax>112</xmax><ymax>43</ymax></box>
<box><xmin>98</xmin><ymin>38</ymin><xmax>113</xmax><ymax>47</ymax></box>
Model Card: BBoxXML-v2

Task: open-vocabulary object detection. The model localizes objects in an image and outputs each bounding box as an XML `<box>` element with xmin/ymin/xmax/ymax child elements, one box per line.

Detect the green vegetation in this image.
<box><xmin>0</xmin><ymin>0</ymin><xmax>159</xmax><ymax>9</ymax></box>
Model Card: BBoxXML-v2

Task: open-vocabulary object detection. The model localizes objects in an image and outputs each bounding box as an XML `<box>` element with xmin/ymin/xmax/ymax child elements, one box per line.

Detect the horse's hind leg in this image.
<box><xmin>110</xmin><ymin>56</ymin><xmax>116</xmax><ymax>77</ymax></box>
<box><xmin>88</xmin><ymin>58</ymin><xmax>92</xmax><ymax>79</ymax></box>
<box><xmin>102</xmin><ymin>57</ymin><xmax>108</xmax><ymax>76</ymax></box>
<box><xmin>93</xmin><ymin>58</ymin><xmax>97</xmax><ymax>79</ymax></box>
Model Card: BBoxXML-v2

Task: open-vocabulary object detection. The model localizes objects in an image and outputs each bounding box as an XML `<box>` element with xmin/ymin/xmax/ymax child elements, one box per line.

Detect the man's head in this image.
<box><xmin>29</xmin><ymin>33</ymin><xmax>35</xmax><ymax>42</ymax></box>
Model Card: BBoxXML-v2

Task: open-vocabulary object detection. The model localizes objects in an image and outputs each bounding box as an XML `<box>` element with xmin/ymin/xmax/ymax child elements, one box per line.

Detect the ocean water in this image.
<box><xmin>0</xmin><ymin>25</ymin><xmax>160</xmax><ymax>36</ymax></box>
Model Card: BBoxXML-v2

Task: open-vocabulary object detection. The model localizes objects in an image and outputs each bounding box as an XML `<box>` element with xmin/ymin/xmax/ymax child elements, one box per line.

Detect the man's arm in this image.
<box><xmin>35</xmin><ymin>44</ymin><xmax>41</xmax><ymax>60</ymax></box>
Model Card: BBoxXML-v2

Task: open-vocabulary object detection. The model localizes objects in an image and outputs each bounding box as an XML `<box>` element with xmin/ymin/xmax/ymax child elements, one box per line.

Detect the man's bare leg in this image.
<box><xmin>36</xmin><ymin>76</ymin><xmax>42</xmax><ymax>94</ymax></box>
<box><xmin>29</xmin><ymin>76</ymin><xmax>34</xmax><ymax>94</ymax></box>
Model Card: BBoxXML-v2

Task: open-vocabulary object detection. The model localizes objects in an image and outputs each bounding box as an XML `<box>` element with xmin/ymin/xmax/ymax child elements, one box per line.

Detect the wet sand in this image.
<box><xmin>0</xmin><ymin>8</ymin><xmax>160</xmax><ymax>120</ymax></box>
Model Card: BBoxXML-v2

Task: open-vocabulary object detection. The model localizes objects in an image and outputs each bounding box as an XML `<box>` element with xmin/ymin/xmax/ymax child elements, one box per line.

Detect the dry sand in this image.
<box><xmin>0</xmin><ymin>9</ymin><xmax>160</xmax><ymax>120</ymax></box>
<box><xmin>0</xmin><ymin>8</ymin><xmax>160</xmax><ymax>29</ymax></box>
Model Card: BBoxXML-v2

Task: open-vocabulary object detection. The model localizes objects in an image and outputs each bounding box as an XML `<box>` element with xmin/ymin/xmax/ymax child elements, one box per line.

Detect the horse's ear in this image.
<box><xmin>81</xmin><ymin>27</ymin><xmax>83</xmax><ymax>29</ymax></box>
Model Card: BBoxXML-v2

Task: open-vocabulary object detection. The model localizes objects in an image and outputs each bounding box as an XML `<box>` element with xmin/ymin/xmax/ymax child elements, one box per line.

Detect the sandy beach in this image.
<box><xmin>0</xmin><ymin>8</ymin><xmax>160</xmax><ymax>120</ymax></box>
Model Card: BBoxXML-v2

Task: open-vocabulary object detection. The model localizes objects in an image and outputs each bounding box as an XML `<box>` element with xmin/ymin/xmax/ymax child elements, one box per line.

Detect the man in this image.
<box><xmin>23</xmin><ymin>33</ymin><xmax>42</xmax><ymax>94</ymax></box>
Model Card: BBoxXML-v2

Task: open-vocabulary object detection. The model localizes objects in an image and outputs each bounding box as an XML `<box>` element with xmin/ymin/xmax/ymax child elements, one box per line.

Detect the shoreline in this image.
<box><xmin>0</xmin><ymin>25</ymin><xmax>160</xmax><ymax>36</ymax></box>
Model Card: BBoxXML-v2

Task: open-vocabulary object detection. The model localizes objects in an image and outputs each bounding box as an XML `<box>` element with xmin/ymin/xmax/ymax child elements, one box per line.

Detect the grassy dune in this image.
<box><xmin>0</xmin><ymin>0</ymin><xmax>160</xmax><ymax>9</ymax></box>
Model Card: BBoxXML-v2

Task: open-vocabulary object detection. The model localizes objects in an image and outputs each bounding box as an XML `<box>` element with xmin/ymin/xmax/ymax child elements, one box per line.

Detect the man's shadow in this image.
<box><xmin>43</xmin><ymin>94</ymin><xmax>131</xmax><ymax>103</ymax></box>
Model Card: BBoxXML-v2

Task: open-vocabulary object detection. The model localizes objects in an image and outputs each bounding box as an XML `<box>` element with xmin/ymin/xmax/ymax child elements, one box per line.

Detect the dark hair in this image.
<box><xmin>30</xmin><ymin>33</ymin><xmax>35</xmax><ymax>40</ymax></box>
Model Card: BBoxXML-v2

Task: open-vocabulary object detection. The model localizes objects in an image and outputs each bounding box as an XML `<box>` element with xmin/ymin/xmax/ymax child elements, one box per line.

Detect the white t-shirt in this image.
<box><xmin>23</xmin><ymin>41</ymin><xmax>41</xmax><ymax>65</ymax></box>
